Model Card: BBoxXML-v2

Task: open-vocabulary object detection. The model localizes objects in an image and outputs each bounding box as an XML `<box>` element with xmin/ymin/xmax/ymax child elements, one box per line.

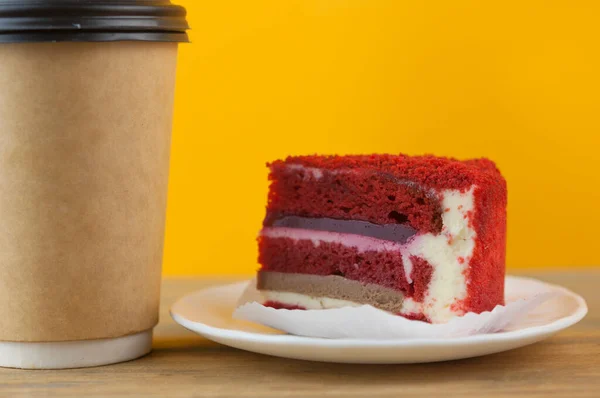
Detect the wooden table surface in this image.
<box><xmin>0</xmin><ymin>269</ymin><xmax>598</xmax><ymax>398</ymax></box>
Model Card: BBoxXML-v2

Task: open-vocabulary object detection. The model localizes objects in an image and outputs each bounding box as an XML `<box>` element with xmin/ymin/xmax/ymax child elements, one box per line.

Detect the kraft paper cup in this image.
<box><xmin>0</xmin><ymin>1</ymin><xmax>188</xmax><ymax>369</ymax></box>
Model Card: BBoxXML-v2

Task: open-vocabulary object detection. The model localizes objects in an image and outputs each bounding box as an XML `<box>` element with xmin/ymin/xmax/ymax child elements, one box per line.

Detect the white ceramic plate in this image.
<box><xmin>170</xmin><ymin>276</ymin><xmax>587</xmax><ymax>364</ymax></box>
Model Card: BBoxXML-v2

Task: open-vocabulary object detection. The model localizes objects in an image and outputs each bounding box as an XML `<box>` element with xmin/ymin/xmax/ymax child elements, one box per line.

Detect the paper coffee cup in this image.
<box><xmin>0</xmin><ymin>1</ymin><xmax>189</xmax><ymax>369</ymax></box>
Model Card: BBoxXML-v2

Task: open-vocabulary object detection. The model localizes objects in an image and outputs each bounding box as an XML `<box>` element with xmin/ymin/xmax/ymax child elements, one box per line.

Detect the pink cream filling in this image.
<box><xmin>260</xmin><ymin>227</ymin><xmax>410</xmax><ymax>252</ymax></box>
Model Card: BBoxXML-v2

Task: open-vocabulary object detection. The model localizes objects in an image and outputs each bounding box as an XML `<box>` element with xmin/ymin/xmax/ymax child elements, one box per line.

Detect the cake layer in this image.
<box><xmin>264</xmin><ymin>213</ymin><xmax>417</xmax><ymax>244</ymax></box>
<box><xmin>258</xmin><ymin>271</ymin><xmax>405</xmax><ymax>313</ymax></box>
<box><xmin>272</xmin><ymin>155</ymin><xmax>502</xmax><ymax>191</ymax></box>
<box><xmin>268</xmin><ymin>163</ymin><xmax>443</xmax><ymax>233</ymax></box>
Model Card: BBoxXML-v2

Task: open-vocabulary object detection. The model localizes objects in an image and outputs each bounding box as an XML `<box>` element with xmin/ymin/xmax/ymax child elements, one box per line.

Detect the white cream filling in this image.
<box><xmin>401</xmin><ymin>187</ymin><xmax>475</xmax><ymax>322</ymax></box>
<box><xmin>285</xmin><ymin>164</ymin><xmax>324</xmax><ymax>180</ymax></box>
<box><xmin>262</xmin><ymin>291</ymin><xmax>362</xmax><ymax>310</ymax></box>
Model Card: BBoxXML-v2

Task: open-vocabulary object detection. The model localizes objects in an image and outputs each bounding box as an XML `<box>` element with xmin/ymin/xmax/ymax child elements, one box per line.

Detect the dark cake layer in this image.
<box><xmin>258</xmin><ymin>271</ymin><xmax>405</xmax><ymax>313</ymax></box>
<box><xmin>263</xmin><ymin>213</ymin><xmax>417</xmax><ymax>244</ymax></box>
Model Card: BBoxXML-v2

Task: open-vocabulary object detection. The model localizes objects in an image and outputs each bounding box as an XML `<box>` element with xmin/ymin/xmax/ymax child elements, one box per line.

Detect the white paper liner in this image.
<box><xmin>233</xmin><ymin>277</ymin><xmax>559</xmax><ymax>339</ymax></box>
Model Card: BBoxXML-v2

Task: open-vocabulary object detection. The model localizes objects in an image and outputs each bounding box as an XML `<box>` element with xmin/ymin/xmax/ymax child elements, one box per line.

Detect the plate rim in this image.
<box><xmin>170</xmin><ymin>275</ymin><xmax>588</xmax><ymax>348</ymax></box>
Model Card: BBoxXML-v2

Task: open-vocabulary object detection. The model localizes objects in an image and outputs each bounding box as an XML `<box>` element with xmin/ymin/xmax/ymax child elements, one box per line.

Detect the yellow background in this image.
<box><xmin>163</xmin><ymin>1</ymin><xmax>600</xmax><ymax>275</ymax></box>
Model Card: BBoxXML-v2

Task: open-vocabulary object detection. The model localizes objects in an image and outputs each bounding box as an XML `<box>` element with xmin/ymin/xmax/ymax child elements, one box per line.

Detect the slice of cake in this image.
<box><xmin>257</xmin><ymin>154</ymin><xmax>507</xmax><ymax>323</ymax></box>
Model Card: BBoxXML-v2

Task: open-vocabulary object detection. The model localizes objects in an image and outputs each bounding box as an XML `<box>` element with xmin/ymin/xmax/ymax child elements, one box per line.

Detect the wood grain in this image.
<box><xmin>0</xmin><ymin>269</ymin><xmax>598</xmax><ymax>398</ymax></box>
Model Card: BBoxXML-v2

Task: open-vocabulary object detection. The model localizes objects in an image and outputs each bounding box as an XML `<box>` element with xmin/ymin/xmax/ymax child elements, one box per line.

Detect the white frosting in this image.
<box><xmin>285</xmin><ymin>164</ymin><xmax>324</xmax><ymax>180</ymax></box>
<box><xmin>402</xmin><ymin>187</ymin><xmax>476</xmax><ymax>322</ymax></box>
<box><xmin>401</xmin><ymin>252</ymin><xmax>414</xmax><ymax>284</ymax></box>
<box><xmin>262</xmin><ymin>291</ymin><xmax>362</xmax><ymax>310</ymax></box>
<box><xmin>400</xmin><ymin>297</ymin><xmax>422</xmax><ymax>314</ymax></box>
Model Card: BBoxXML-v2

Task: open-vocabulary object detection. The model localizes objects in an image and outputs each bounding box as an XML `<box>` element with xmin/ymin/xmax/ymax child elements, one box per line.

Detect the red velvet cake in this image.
<box><xmin>257</xmin><ymin>154</ymin><xmax>507</xmax><ymax>323</ymax></box>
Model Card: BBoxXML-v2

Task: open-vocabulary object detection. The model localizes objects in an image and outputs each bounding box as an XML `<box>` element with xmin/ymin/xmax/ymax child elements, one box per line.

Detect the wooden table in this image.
<box><xmin>0</xmin><ymin>270</ymin><xmax>598</xmax><ymax>397</ymax></box>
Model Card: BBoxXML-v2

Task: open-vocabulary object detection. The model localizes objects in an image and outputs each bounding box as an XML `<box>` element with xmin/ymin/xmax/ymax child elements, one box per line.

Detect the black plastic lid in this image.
<box><xmin>0</xmin><ymin>0</ymin><xmax>189</xmax><ymax>43</ymax></box>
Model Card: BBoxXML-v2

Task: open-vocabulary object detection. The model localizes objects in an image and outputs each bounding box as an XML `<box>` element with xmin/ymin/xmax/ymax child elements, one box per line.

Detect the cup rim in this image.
<box><xmin>0</xmin><ymin>0</ymin><xmax>190</xmax><ymax>43</ymax></box>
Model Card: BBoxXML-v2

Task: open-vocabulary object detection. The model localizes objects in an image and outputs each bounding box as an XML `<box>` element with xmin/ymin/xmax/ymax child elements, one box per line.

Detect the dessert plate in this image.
<box><xmin>170</xmin><ymin>276</ymin><xmax>587</xmax><ymax>364</ymax></box>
